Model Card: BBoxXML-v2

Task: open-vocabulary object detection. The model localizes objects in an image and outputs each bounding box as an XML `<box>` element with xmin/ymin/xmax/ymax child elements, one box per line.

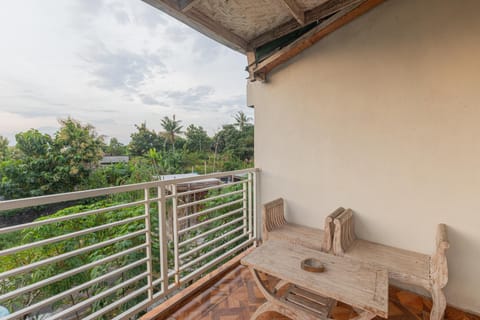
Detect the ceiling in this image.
<box><xmin>142</xmin><ymin>0</ymin><xmax>384</xmax><ymax>80</ymax></box>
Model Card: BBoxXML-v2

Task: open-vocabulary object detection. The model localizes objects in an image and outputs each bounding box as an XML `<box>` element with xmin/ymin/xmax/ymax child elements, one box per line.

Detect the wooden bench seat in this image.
<box><xmin>261</xmin><ymin>198</ymin><xmax>449</xmax><ymax>320</ymax></box>
<box><xmin>346</xmin><ymin>239</ymin><xmax>431</xmax><ymax>285</ymax></box>
<box><xmin>267</xmin><ymin>223</ymin><xmax>326</xmax><ymax>251</ymax></box>
<box><xmin>333</xmin><ymin>209</ymin><xmax>449</xmax><ymax>320</ymax></box>
<box><xmin>262</xmin><ymin>198</ymin><xmax>344</xmax><ymax>252</ymax></box>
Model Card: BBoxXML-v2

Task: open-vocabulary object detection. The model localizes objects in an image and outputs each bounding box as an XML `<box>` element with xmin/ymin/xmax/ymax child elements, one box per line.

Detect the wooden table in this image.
<box><xmin>241</xmin><ymin>240</ymin><xmax>388</xmax><ymax>320</ymax></box>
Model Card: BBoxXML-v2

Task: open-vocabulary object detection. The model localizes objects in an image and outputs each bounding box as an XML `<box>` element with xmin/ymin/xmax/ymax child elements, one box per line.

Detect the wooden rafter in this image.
<box><xmin>248</xmin><ymin>0</ymin><xmax>366</xmax><ymax>49</ymax></box>
<box><xmin>281</xmin><ymin>0</ymin><xmax>305</xmax><ymax>25</ymax></box>
<box><xmin>185</xmin><ymin>8</ymin><xmax>248</xmax><ymax>49</ymax></box>
<box><xmin>178</xmin><ymin>0</ymin><xmax>200</xmax><ymax>12</ymax></box>
<box><xmin>251</xmin><ymin>0</ymin><xmax>384</xmax><ymax>81</ymax></box>
<box><xmin>142</xmin><ymin>0</ymin><xmax>247</xmax><ymax>53</ymax></box>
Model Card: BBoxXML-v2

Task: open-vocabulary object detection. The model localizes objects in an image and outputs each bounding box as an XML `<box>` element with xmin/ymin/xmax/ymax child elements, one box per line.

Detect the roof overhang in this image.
<box><xmin>143</xmin><ymin>0</ymin><xmax>384</xmax><ymax>81</ymax></box>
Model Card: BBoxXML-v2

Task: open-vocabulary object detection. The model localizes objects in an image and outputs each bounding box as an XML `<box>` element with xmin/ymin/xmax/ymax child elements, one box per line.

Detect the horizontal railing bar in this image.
<box><xmin>179</xmin><ymin>216</ymin><xmax>246</xmax><ymax>247</ymax></box>
<box><xmin>177</xmin><ymin>189</ymin><xmax>244</xmax><ymax>209</ymax></box>
<box><xmin>178</xmin><ymin>198</ymin><xmax>244</xmax><ymax>222</ymax></box>
<box><xmin>0</xmin><ymin>229</ymin><xmax>147</xmax><ymax>280</ymax></box>
<box><xmin>180</xmin><ymin>233</ymin><xmax>248</xmax><ymax>271</ymax></box>
<box><xmin>180</xmin><ymin>239</ymin><xmax>254</xmax><ymax>284</ymax></box>
<box><xmin>82</xmin><ymin>285</ymin><xmax>150</xmax><ymax>320</ymax></box>
<box><xmin>0</xmin><ymin>214</ymin><xmax>146</xmax><ymax>256</ymax></box>
<box><xmin>150</xmin><ymin>193</ymin><xmax>175</xmax><ymax>201</ymax></box>
<box><xmin>0</xmin><ymin>200</ymin><xmax>146</xmax><ymax>235</ymax></box>
<box><xmin>177</xmin><ymin>179</ymin><xmax>249</xmax><ymax>197</ymax></box>
<box><xmin>180</xmin><ymin>225</ymin><xmax>245</xmax><ymax>260</ymax></box>
<box><xmin>164</xmin><ymin>168</ymin><xmax>257</xmax><ymax>186</ymax></box>
<box><xmin>0</xmin><ymin>183</ymin><xmax>158</xmax><ymax>212</ymax></box>
<box><xmin>0</xmin><ymin>247</ymin><xmax>148</xmax><ymax>303</ymax></box>
<box><xmin>49</xmin><ymin>272</ymin><xmax>149</xmax><ymax>320</ymax></box>
<box><xmin>111</xmin><ymin>299</ymin><xmax>152</xmax><ymax>320</ymax></box>
<box><xmin>153</xmin><ymin>288</ymin><xmax>167</xmax><ymax>300</ymax></box>
<box><xmin>179</xmin><ymin>208</ymin><xmax>244</xmax><ymax>235</ymax></box>
<box><xmin>0</xmin><ymin>168</ymin><xmax>258</xmax><ymax>211</ymax></box>
<box><xmin>152</xmin><ymin>278</ymin><xmax>164</xmax><ymax>287</ymax></box>
<box><xmin>1</xmin><ymin>257</ymin><xmax>149</xmax><ymax>319</ymax></box>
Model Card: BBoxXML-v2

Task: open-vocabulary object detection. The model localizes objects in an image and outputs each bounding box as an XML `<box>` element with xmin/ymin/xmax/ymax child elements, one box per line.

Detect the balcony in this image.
<box><xmin>1</xmin><ymin>168</ymin><xmax>479</xmax><ymax>320</ymax></box>
<box><xmin>0</xmin><ymin>169</ymin><xmax>258</xmax><ymax>319</ymax></box>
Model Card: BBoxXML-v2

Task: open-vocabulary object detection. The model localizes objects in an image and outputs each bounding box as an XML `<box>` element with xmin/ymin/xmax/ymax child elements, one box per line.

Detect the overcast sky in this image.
<box><xmin>0</xmin><ymin>0</ymin><xmax>251</xmax><ymax>144</ymax></box>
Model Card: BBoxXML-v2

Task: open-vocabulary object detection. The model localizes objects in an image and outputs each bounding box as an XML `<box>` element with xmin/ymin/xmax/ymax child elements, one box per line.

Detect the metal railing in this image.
<box><xmin>0</xmin><ymin>168</ymin><xmax>259</xmax><ymax>319</ymax></box>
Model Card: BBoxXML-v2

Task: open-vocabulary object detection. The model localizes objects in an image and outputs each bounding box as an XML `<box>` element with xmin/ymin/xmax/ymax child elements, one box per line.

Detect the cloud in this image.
<box><xmin>166</xmin><ymin>85</ymin><xmax>214</xmax><ymax>106</ymax></box>
<box><xmin>140</xmin><ymin>94</ymin><xmax>162</xmax><ymax>106</ymax></box>
<box><xmin>136</xmin><ymin>4</ymin><xmax>167</xmax><ymax>30</ymax></box>
<box><xmin>192</xmin><ymin>36</ymin><xmax>222</xmax><ymax>61</ymax></box>
<box><xmin>85</xmin><ymin>46</ymin><xmax>168</xmax><ymax>93</ymax></box>
<box><xmin>74</xmin><ymin>0</ymin><xmax>104</xmax><ymax>15</ymax></box>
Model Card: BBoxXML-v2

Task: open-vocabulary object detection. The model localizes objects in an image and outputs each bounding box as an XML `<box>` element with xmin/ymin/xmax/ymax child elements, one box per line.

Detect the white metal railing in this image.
<box><xmin>0</xmin><ymin>168</ymin><xmax>259</xmax><ymax>320</ymax></box>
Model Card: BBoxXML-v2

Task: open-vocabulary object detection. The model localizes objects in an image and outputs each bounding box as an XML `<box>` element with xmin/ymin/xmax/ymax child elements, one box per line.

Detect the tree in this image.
<box><xmin>233</xmin><ymin>111</ymin><xmax>251</xmax><ymax>131</ymax></box>
<box><xmin>213</xmin><ymin>122</ymin><xmax>254</xmax><ymax>163</ymax></box>
<box><xmin>128</xmin><ymin>122</ymin><xmax>163</xmax><ymax>156</ymax></box>
<box><xmin>185</xmin><ymin>125</ymin><xmax>211</xmax><ymax>153</ymax></box>
<box><xmin>160</xmin><ymin>115</ymin><xmax>183</xmax><ymax>152</ymax></box>
<box><xmin>0</xmin><ymin>119</ymin><xmax>105</xmax><ymax>199</ymax></box>
<box><xmin>0</xmin><ymin>135</ymin><xmax>9</xmax><ymax>161</ymax></box>
<box><xmin>53</xmin><ymin>118</ymin><xmax>105</xmax><ymax>190</ymax></box>
<box><xmin>105</xmin><ymin>138</ymin><xmax>127</xmax><ymax>156</ymax></box>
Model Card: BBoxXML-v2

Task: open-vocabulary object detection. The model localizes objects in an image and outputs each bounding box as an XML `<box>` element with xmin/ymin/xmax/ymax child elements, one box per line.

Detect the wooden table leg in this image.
<box><xmin>248</xmin><ymin>267</ymin><xmax>320</xmax><ymax>320</ymax></box>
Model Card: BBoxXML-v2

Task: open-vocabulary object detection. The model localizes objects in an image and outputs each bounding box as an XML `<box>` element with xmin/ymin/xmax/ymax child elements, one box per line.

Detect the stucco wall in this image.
<box><xmin>248</xmin><ymin>0</ymin><xmax>480</xmax><ymax>313</ymax></box>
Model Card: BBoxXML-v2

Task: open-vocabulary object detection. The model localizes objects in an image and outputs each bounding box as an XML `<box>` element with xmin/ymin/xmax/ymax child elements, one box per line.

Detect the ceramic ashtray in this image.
<box><xmin>301</xmin><ymin>258</ymin><xmax>325</xmax><ymax>273</ymax></box>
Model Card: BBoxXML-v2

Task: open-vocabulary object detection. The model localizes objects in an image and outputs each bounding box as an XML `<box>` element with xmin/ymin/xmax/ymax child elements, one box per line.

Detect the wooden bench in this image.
<box><xmin>332</xmin><ymin>209</ymin><xmax>449</xmax><ymax>320</ymax></box>
<box><xmin>262</xmin><ymin>198</ymin><xmax>344</xmax><ymax>252</ymax></box>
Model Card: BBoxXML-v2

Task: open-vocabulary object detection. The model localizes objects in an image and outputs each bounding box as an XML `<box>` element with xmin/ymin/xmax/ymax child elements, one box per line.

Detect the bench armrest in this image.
<box><xmin>431</xmin><ymin>223</ymin><xmax>449</xmax><ymax>288</ymax></box>
<box><xmin>322</xmin><ymin>207</ymin><xmax>345</xmax><ymax>252</ymax></box>
<box><xmin>333</xmin><ymin>209</ymin><xmax>357</xmax><ymax>256</ymax></box>
<box><xmin>262</xmin><ymin>198</ymin><xmax>287</xmax><ymax>241</ymax></box>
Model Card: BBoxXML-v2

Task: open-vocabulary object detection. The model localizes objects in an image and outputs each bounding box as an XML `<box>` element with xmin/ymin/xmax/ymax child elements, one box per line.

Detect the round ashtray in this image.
<box><xmin>301</xmin><ymin>258</ymin><xmax>325</xmax><ymax>273</ymax></box>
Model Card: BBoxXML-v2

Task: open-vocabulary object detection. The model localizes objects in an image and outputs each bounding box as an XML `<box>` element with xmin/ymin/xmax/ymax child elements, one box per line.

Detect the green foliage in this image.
<box><xmin>233</xmin><ymin>111</ymin><xmax>252</xmax><ymax>131</ymax></box>
<box><xmin>160</xmin><ymin>115</ymin><xmax>183</xmax><ymax>152</ymax></box>
<box><xmin>128</xmin><ymin>122</ymin><xmax>164</xmax><ymax>156</ymax></box>
<box><xmin>184</xmin><ymin>125</ymin><xmax>211</xmax><ymax>153</ymax></box>
<box><xmin>0</xmin><ymin>135</ymin><xmax>8</xmax><ymax>161</ymax></box>
<box><xmin>0</xmin><ymin>200</ymin><xmax>151</xmax><ymax>318</ymax></box>
<box><xmin>104</xmin><ymin>138</ymin><xmax>127</xmax><ymax>156</ymax></box>
<box><xmin>0</xmin><ymin>119</ymin><xmax>104</xmax><ymax>200</ymax></box>
<box><xmin>213</xmin><ymin>123</ymin><xmax>254</xmax><ymax>162</ymax></box>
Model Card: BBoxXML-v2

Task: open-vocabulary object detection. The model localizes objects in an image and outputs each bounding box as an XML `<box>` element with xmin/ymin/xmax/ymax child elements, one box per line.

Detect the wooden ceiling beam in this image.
<box><xmin>251</xmin><ymin>0</ymin><xmax>384</xmax><ymax>81</ymax></box>
<box><xmin>248</xmin><ymin>0</ymin><xmax>365</xmax><ymax>50</ymax></box>
<box><xmin>178</xmin><ymin>0</ymin><xmax>201</xmax><ymax>12</ymax></box>
<box><xmin>185</xmin><ymin>8</ymin><xmax>248</xmax><ymax>49</ymax></box>
<box><xmin>281</xmin><ymin>0</ymin><xmax>306</xmax><ymax>25</ymax></box>
<box><xmin>142</xmin><ymin>0</ymin><xmax>247</xmax><ymax>53</ymax></box>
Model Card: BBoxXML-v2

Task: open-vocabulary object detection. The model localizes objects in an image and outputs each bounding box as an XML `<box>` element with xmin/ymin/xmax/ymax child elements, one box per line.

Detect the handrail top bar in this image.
<box><xmin>0</xmin><ymin>168</ymin><xmax>260</xmax><ymax>211</ymax></box>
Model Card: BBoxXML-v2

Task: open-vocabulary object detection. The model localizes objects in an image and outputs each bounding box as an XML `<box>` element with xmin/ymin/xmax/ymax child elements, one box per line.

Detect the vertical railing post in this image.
<box><xmin>158</xmin><ymin>185</ymin><xmax>169</xmax><ymax>294</ymax></box>
<box><xmin>253</xmin><ymin>171</ymin><xmax>258</xmax><ymax>245</ymax></box>
<box><xmin>172</xmin><ymin>184</ymin><xmax>180</xmax><ymax>285</ymax></box>
<box><xmin>144</xmin><ymin>188</ymin><xmax>153</xmax><ymax>301</ymax></box>
<box><xmin>247</xmin><ymin>172</ymin><xmax>253</xmax><ymax>240</ymax></box>
<box><xmin>242</xmin><ymin>179</ymin><xmax>248</xmax><ymax>236</ymax></box>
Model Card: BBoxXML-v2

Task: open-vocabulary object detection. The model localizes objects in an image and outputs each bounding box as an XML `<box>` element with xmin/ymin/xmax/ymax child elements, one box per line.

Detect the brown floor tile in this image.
<box><xmin>167</xmin><ymin>265</ymin><xmax>478</xmax><ymax>320</ymax></box>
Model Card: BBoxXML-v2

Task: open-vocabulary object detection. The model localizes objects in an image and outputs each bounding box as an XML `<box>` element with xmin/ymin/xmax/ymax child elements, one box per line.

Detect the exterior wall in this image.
<box><xmin>249</xmin><ymin>0</ymin><xmax>480</xmax><ymax>313</ymax></box>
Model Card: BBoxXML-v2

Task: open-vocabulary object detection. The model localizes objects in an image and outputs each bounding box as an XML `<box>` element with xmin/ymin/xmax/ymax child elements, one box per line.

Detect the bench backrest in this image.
<box><xmin>332</xmin><ymin>209</ymin><xmax>357</xmax><ymax>256</ymax></box>
<box><xmin>262</xmin><ymin>198</ymin><xmax>287</xmax><ymax>241</ymax></box>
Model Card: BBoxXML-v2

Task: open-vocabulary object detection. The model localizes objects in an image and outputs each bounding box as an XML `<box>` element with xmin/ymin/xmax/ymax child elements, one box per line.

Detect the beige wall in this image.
<box><xmin>248</xmin><ymin>0</ymin><xmax>480</xmax><ymax>313</ymax></box>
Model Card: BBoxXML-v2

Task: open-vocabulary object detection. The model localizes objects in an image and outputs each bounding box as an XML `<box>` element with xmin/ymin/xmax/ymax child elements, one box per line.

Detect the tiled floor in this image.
<box><xmin>167</xmin><ymin>265</ymin><xmax>479</xmax><ymax>320</ymax></box>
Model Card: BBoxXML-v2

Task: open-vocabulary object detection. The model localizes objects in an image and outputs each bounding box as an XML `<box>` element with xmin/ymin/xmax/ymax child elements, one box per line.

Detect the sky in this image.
<box><xmin>0</xmin><ymin>0</ymin><xmax>251</xmax><ymax>144</ymax></box>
